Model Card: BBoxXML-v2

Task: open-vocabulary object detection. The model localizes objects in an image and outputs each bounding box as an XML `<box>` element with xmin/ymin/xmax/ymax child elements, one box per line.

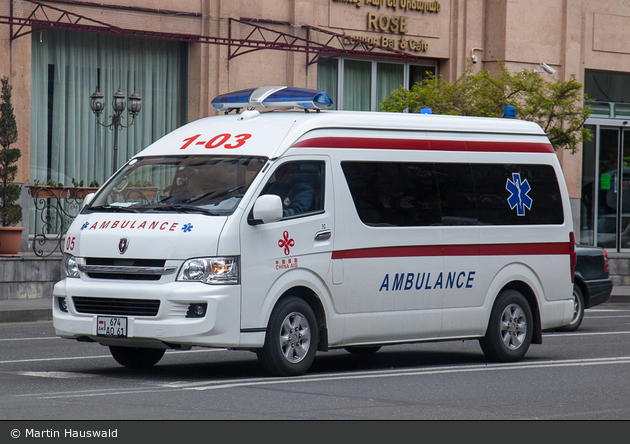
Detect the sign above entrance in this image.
<box><xmin>332</xmin><ymin>0</ymin><xmax>441</xmax><ymax>54</ymax></box>
<box><xmin>333</xmin><ymin>0</ymin><xmax>441</xmax><ymax>13</ymax></box>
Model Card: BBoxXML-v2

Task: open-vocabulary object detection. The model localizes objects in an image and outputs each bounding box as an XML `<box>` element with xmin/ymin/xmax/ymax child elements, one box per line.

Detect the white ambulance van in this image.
<box><xmin>53</xmin><ymin>86</ymin><xmax>576</xmax><ymax>376</ymax></box>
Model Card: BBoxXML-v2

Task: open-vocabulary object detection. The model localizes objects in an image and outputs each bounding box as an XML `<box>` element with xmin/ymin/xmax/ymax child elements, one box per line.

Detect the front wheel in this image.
<box><xmin>256</xmin><ymin>297</ymin><xmax>319</xmax><ymax>377</ymax></box>
<box><xmin>109</xmin><ymin>346</ymin><xmax>165</xmax><ymax>368</ymax></box>
<box><xmin>479</xmin><ymin>289</ymin><xmax>533</xmax><ymax>362</ymax></box>
<box><xmin>557</xmin><ymin>285</ymin><xmax>585</xmax><ymax>332</ymax></box>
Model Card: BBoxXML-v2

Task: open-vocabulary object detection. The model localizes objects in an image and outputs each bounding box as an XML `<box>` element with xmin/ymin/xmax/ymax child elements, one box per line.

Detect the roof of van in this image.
<box><xmin>135</xmin><ymin>109</ymin><xmax>551</xmax><ymax>159</ymax></box>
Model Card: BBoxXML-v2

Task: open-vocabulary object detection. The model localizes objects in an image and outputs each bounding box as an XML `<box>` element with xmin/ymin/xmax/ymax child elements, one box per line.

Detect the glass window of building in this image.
<box><xmin>31</xmin><ymin>30</ymin><xmax>188</xmax><ymax>188</ymax></box>
<box><xmin>584</xmin><ymin>70</ymin><xmax>630</xmax><ymax>119</ymax></box>
<box><xmin>317</xmin><ymin>58</ymin><xmax>437</xmax><ymax>111</ymax></box>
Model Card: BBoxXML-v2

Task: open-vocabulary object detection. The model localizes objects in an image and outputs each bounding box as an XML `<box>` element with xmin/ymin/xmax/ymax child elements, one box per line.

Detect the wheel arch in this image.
<box><xmin>250</xmin><ymin>268</ymin><xmax>334</xmax><ymax>350</ymax></box>
<box><xmin>498</xmin><ymin>280</ymin><xmax>542</xmax><ymax>344</ymax></box>
<box><xmin>485</xmin><ymin>262</ymin><xmax>557</xmax><ymax>345</ymax></box>
<box><xmin>274</xmin><ymin>285</ymin><xmax>329</xmax><ymax>351</ymax></box>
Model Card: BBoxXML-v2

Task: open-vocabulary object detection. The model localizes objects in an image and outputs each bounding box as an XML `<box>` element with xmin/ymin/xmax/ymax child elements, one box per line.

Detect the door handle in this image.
<box><xmin>315</xmin><ymin>230</ymin><xmax>331</xmax><ymax>241</ymax></box>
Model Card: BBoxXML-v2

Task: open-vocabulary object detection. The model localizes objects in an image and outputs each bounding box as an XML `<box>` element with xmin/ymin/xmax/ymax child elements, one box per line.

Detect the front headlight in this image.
<box><xmin>177</xmin><ymin>257</ymin><xmax>239</xmax><ymax>285</ymax></box>
<box><xmin>64</xmin><ymin>253</ymin><xmax>79</xmax><ymax>278</ymax></box>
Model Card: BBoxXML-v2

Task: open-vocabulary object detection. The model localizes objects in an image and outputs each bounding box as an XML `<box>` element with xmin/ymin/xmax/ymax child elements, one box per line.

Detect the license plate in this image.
<box><xmin>97</xmin><ymin>316</ymin><xmax>127</xmax><ymax>337</ymax></box>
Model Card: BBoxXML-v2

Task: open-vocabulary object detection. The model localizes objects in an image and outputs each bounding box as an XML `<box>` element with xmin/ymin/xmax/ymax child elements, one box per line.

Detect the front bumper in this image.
<box><xmin>52</xmin><ymin>278</ymin><xmax>243</xmax><ymax>348</ymax></box>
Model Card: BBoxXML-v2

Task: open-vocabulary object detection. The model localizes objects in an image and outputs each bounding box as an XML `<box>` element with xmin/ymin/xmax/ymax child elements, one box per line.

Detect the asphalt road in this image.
<box><xmin>1</xmin><ymin>300</ymin><xmax>629</xmax><ymax>421</ymax></box>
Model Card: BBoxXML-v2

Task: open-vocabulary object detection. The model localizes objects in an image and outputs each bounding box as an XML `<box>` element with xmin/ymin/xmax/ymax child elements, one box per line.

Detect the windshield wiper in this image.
<box><xmin>146</xmin><ymin>204</ymin><xmax>222</xmax><ymax>216</ymax></box>
<box><xmin>85</xmin><ymin>205</ymin><xmax>140</xmax><ymax>213</ymax></box>
<box><xmin>184</xmin><ymin>186</ymin><xmax>245</xmax><ymax>204</ymax></box>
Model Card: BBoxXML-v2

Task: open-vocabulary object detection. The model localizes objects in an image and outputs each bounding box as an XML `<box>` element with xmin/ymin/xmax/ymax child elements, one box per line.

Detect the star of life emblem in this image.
<box><xmin>506</xmin><ymin>173</ymin><xmax>533</xmax><ymax>216</ymax></box>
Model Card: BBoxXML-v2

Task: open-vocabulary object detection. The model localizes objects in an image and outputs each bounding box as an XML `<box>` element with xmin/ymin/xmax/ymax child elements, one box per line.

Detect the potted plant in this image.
<box><xmin>71</xmin><ymin>178</ymin><xmax>100</xmax><ymax>199</ymax></box>
<box><xmin>28</xmin><ymin>178</ymin><xmax>68</xmax><ymax>199</ymax></box>
<box><xmin>0</xmin><ymin>76</ymin><xmax>24</xmax><ymax>256</ymax></box>
<box><xmin>28</xmin><ymin>178</ymin><xmax>100</xmax><ymax>200</ymax></box>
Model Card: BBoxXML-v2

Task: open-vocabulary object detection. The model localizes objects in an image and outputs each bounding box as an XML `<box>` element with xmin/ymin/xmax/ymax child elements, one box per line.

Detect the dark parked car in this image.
<box><xmin>558</xmin><ymin>244</ymin><xmax>613</xmax><ymax>331</ymax></box>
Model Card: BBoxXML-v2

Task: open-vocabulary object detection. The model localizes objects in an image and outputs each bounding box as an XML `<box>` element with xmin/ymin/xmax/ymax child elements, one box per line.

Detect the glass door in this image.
<box><xmin>620</xmin><ymin>129</ymin><xmax>630</xmax><ymax>249</ymax></box>
<box><xmin>596</xmin><ymin>128</ymin><xmax>630</xmax><ymax>250</ymax></box>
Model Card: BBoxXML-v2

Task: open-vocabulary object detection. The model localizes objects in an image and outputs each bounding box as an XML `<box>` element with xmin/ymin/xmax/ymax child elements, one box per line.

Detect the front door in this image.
<box><xmin>239</xmin><ymin>157</ymin><xmax>334</xmax><ymax>331</ymax></box>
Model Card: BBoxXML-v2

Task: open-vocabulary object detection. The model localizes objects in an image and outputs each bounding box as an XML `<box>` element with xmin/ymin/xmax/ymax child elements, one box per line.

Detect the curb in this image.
<box><xmin>0</xmin><ymin>308</ymin><xmax>52</xmax><ymax>324</ymax></box>
<box><xmin>0</xmin><ymin>299</ymin><xmax>53</xmax><ymax>324</ymax></box>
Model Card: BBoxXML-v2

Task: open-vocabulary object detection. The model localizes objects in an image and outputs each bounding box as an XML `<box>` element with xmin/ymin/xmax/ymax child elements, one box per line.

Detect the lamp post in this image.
<box><xmin>90</xmin><ymin>86</ymin><xmax>142</xmax><ymax>174</ymax></box>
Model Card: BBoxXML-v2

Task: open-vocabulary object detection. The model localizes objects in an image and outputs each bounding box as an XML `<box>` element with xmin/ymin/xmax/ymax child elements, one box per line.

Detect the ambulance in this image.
<box><xmin>52</xmin><ymin>86</ymin><xmax>576</xmax><ymax>376</ymax></box>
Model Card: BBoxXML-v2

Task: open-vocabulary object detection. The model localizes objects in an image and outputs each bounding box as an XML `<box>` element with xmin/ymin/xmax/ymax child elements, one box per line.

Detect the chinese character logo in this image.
<box><xmin>278</xmin><ymin>230</ymin><xmax>295</xmax><ymax>255</ymax></box>
<box><xmin>506</xmin><ymin>173</ymin><xmax>532</xmax><ymax>216</ymax></box>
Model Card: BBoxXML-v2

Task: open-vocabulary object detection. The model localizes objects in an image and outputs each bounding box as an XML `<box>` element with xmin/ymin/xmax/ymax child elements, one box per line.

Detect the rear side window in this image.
<box><xmin>342</xmin><ymin>161</ymin><xmax>563</xmax><ymax>227</ymax></box>
<box><xmin>435</xmin><ymin>163</ymin><xmax>478</xmax><ymax>225</ymax></box>
<box><xmin>341</xmin><ymin>162</ymin><xmax>440</xmax><ymax>227</ymax></box>
<box><xmin>473</xmin><ymin>163</ymin><xmax>563</xmax><ymax>225</ymax></box>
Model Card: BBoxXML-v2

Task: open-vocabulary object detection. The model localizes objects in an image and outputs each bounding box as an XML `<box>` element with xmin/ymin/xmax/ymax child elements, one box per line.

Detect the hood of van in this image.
<box><xmin>67</xmin><ymin>213</ymin><xmax>230</xmax><ymax>260</ymax></box>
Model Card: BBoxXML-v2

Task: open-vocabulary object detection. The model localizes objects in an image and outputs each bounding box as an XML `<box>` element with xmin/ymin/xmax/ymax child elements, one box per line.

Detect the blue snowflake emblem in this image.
<box><xmin>506</xmin><ymin>173</ymin><xmax>532</xmax><ymax>216</ymax></box>
<box><xmin>81</xmin><ymin>222</ymin><xmax>89</xmax><ymax>230</ymax></box>
<box><xmin>182</xmin><ymin>223</ymin><xmax>193</xmax><ymax>233</ymax></box>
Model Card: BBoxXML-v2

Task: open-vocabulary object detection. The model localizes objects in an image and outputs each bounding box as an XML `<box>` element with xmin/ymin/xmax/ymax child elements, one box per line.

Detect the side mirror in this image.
<box><xmin>82</xmin><ymin>193</ymin><xmax>96</xmax><ymax>209</ymax></box>
<box><xmin>251</xmin><ymin>194</ymin><xmax>283</xmax><ymax>225</ymax></box>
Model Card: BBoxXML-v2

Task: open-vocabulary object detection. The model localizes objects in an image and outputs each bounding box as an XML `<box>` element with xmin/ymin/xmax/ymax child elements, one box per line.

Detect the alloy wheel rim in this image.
<box><xmin>279</xmin><ymin>311</ymin><xmax>311</xmax><ymax>363</ymax></box>
<box><xmin>500</xmin><ymin>303</ymin><xmax>527</xmax><ymax>350</ymax></box>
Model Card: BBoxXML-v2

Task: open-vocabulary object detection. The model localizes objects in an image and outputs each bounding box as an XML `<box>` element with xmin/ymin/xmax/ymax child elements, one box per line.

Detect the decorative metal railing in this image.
<box><xmin>28</xmin><ymin>186</ymin><xmax>98</xmax><ymax>257</ymax></box>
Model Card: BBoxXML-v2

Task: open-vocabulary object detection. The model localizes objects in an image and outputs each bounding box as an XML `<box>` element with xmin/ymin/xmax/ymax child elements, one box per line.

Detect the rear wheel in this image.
<box><xmin>257</xmin><ymin>297</ymin><xmax>318</xmax><ymax>376</ymax></box>
<box><xmin>557</xmin><ymin>285</ymin><xmax>584</xmax><ymax>332</ymax></box>
<box><xmin>479</xmin><ymin>289</ymin><xmax>533</xmax><ymax>362</ymax></box>
<box><xmin>109</xmin><ymin>346</ymin><xmax>165</xmax><ymax>368</ymax></box>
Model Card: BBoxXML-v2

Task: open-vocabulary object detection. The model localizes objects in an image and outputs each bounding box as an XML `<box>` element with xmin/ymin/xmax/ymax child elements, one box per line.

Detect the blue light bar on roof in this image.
<box><xmin>503</xmin><ymin>105</ymin><xmax>516</xmax><ymax>118</ymax></box>
<box><xmin>211</xmin><ymin>86</ymin><xmax>334</xmax><ymax>111</ymax></box>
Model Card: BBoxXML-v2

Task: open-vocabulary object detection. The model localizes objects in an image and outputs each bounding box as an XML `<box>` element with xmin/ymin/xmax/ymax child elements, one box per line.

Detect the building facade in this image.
<box><xmin>1</xmin><ymin>0</ymin><xmax>630</xmax><ymax>269</ymax></box>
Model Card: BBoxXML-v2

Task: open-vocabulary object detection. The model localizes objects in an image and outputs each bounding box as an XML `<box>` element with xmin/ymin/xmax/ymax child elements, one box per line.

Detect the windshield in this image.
<box><xmin>85</xmin><ymin>155</ymin><xmax>268</xmax><ymax>215</ymax></box>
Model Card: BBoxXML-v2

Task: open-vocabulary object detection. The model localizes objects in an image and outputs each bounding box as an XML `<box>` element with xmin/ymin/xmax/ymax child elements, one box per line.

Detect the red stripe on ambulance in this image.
<box><xmin>332</xmin><ymin>242</ymin><xmax>571</xmax><ymax>260</ymax></box>
<box><xmin>292</xmin><ymin>137</ymin><xmax>554</xmax><ymax>153</ymax></box>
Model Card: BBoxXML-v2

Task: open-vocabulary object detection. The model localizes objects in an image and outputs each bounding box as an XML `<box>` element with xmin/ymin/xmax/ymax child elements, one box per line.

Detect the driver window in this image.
<box><xmin>262</xmin><ymin>161</ymin><xmax>325</xmax><ymax>217</ymax></box>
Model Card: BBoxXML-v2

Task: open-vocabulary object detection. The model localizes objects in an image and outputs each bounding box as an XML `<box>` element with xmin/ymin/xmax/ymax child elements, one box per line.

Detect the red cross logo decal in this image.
<box><xmin>278</xmin><ymin>230</ymin><xmax>295</xmax><ymax>255</ymax></box>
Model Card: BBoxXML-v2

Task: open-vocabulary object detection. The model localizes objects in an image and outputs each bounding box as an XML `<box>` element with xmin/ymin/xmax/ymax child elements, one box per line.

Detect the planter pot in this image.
<box><xmin>28</xmin><ymin>186</ymin><xmax>99</xmax><ymax>199</ymax></box>
<box><xmin>0</xmin><ymin>226</ymin><xmax>25</xmax><ymax>256</ymax></box>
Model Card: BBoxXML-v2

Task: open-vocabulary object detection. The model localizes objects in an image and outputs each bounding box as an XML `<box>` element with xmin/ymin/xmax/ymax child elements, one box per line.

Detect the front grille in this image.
<box><xmin>73</xmin><ymin>297</ymin><xmax>160</xmax><ymax>316</ymax></box>
<box><xmin>80</xmin><ymin>258</ymin><xmax>175</xmax><ymax>281</ymax></box>
<box><xmin>86</xmin><ymin>272</ymin><xmax>162</xmax><ymax>281</ymax></box>
<box><xmin>86</xmin><ymin>258</ymin><xmax>166</xmax><ymax>267</ymax></box>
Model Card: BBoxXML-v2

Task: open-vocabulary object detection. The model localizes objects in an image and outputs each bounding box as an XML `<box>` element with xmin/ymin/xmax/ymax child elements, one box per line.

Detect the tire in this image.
<box><xmin>479</xmin><ymin>289</ymin><xmax>533</xmax><ymax>362</ymax></box>
<box><xmin>256</xmin><ymin>297</ymin><xmax>319</xmax><ymax>377</ymax></box>
<box><xmin>109</xmin><ymin>346</ymin><xmax>165</xmax><ymax>368</ymax></box>
<box><xmin>344</xmin><ymin>346</ymin><xmax>382</xmax><ymax>355</ymax></box>
<box><xmin>557</xmin><ymin>285</ymin><xmax>585</xmax><ymax>332</ymax></box>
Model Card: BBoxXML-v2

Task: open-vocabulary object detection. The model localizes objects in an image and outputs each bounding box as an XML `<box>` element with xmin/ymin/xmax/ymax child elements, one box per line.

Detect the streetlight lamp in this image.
<box><xmin>90</xmin><ymin>86</ymin><xmax>142</xmax><ymax>174</ymax></box>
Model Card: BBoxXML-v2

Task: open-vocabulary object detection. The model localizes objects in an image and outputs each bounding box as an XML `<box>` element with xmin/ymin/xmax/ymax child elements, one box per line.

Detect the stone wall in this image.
<box><xmin>0</xmin><ymin>255</ymin><xmax>62</xmax><ymax>301</ymax></box>
<box><xmin>609</xmin><ymin>256</ymin><xmax>630</xmax><ymax>287</ymax></box>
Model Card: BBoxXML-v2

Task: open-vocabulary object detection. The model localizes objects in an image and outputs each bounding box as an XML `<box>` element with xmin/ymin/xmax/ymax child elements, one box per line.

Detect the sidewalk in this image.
<box><xmin>1</xmin><ymin>287</ymin><xmax>630</xmax><ymax>324</ymax></box>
